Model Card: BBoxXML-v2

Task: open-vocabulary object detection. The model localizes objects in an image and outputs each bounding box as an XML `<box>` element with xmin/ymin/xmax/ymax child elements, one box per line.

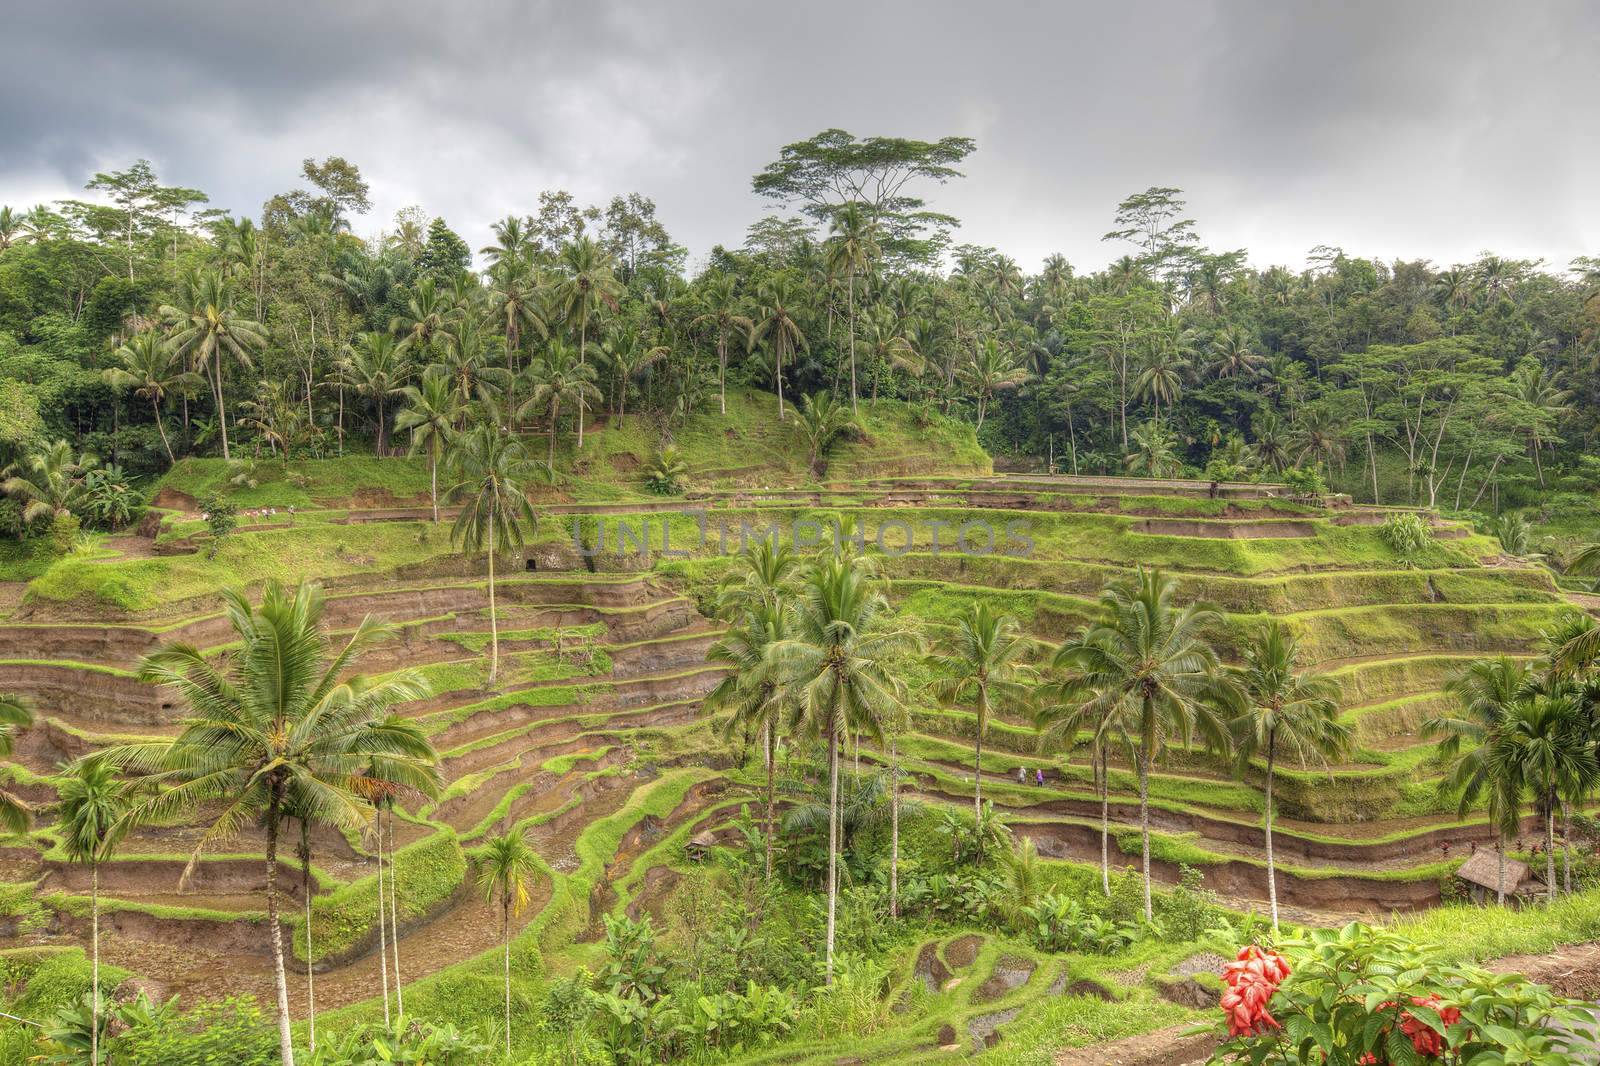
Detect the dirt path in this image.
<box><xmin>1055</xmin><ymin>1023</ymin><xmax>1217</xmax><ymax>1066</ymax></box>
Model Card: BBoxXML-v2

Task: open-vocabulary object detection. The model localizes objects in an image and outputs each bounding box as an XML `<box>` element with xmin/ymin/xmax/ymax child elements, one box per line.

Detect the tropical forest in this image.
<box><xmin>2</xmin><ymin>132</ymin><xmax>1600</xmax><ymax>1065</ymax></box>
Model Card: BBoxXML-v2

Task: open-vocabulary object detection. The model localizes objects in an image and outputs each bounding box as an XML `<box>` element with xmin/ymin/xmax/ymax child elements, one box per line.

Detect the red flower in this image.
<box><xmin>1219</xmin><ymin>945</ymin><xmax>1290</xmax><ymax>1038</ymax></box>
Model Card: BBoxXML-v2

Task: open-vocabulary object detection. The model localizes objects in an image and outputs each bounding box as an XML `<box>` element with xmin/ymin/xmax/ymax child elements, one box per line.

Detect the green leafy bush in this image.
<box><xmin>1378</xmin><ymin>511</ymin><xmax>1434</xmax><ymax>567</ymax></box>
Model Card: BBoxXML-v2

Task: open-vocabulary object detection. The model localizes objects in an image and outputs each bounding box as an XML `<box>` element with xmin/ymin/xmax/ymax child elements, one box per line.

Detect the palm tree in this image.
<box><xmin>447</xmin><ymin>425</ymin><xmax>541</xmax><ymax>683</ymax></box>
<box><xmin>103</xmin><ymin>332</ymin><xmax>197</xmax><ymax>463</ymax></box>
<box><xmin>1510</xmin><ymin>360</ymin><xmax>1571</xmax><ymax>488</ymax></box>
<box><xmin>860</xmin><ymin>306</ymin><xmax>922</xmax><ymax>404</ymax></box>
<box><xmin>1124</xmin><ymin>420</ymin><xmax>1182</xmax><ymax>478</ymax></box>
<box><xmin>519</xmin><ymin>341</ymin><xmax>602</xmax><ymax>468</ymax></box>
<box><xmin>769</xmin><ymin>556</ymin><xmax>916</xmax><ymax>982</ymax></box>
<box><xmin>394</xmin><ymin>369</ymin><xmax>460</xmax><ymax>522</ymax></box>
<box><xmin>0</xmin><ymin>695</ymin><xmax>34</xmax><ymax>835</ymax></box>
<box><xmin>1424</xmin><ymin>656</ymin><xmax>1534</xmax><ymax>905</ymax></box>
<box><xmin>1</xmin><ymin>439</ymin><xmax>96</xmax><ymax>527</ymax></box>
<box><xmin>691</xmin><ymin>275</ymin><xmax>752</xmax><ymax>415</ymax></box>
<box><xmin>390</xmin><ymin>276</ymin><xmax>459</xmax><ymax>363</ymax></box>
<box><xmin>1217</xmin><ymin>622</ymin><xmax>1349</xmax><ymax>932</ymax></box>
<box><xmin>704</xmin><ymin>602</ymin><xmax>791</xmax><ymax>883</ymax></box>
<box><xmin>486</xmin><ymin>256</ymin><xmax>548</xmax><ymax>397</ymax></box>
<box><xmin>1209</xmin><ymin>327</ymin><xmax>1264</xmax><ymax>381</ymax></box>
<box><xmin>344</xmin><ymin>332</ymin><xmax>413</xmax><ymax>457</ymax></box>
<box><xmin>161</xmin><ymin>271</ymin><xmax>267</xmax><ymax>460</ymax></box>
<box><xmin>109</xmin><ymin>582</ymin><xmax>440</xmax><ymax>1066</ymax></box>
<box><xmin>477</xmin><ymin>828</ymin><xmax>538</xmax><ymax>1062</ymax></box>
<box><xmin>1035</xmin><ymin>659</ymin><xmax>1126</xmax><ymax>896</ymax></box>
<box><xmin>1055</xmin><ymin>569</ymin><xmax>1227</xmax><ymax>919</ymax></box>
<box><xmin>825</xmin><ymin>203</ymin><xmax>879</xmax><ymax>411</ymax></box>
<box><xmin>56</xmin><ymin>759</ymin><xmax>134</xmax><ymax>1066</ymax></box>
<box><xmin>556</xmin><ymin>237</ymin><xmax>624</xmax><ymax>448</ymax></box>
<box><xmin>926</xmin><ymin>603</ymin><xmax>1035</xmax><ymax>859</ymax></box>
<box><xmin>752</xmin><ymin>277</ymin><xmax>808</xmax><ymax>421</ymax></box>
<box><xmin>794</xmin><ymin>391</ymin><xmax>855</xmax><ymax>473</ymax></box>
<box><xmin>599</xmin><ymin>327</ymin><xmax>667</xmax><ymax>424</ymax></box>
<box><xmin>1486</xmin><ymin>694</ymin><xmax>1597</xmax><ymax>903</ymax></box>
<box><xmin>959</xmin><ymin>337</ymin><xmax>1028</xmax><ymax>429</ymax></box>
<box><xmin>1135</xmin><ymin>340</ymin><xmax>1189</xmax><ymax>424</ymax></box>
<box><xmin>714</xmin><ymin>539</ymin><xmax>800</xmax><ymax>620</ymax></box>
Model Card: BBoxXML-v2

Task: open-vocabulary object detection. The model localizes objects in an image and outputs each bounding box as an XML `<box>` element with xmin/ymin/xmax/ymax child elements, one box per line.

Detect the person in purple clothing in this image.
<box><xmin>1035</xmin><ymin>768</ymin><xmax>1045</xmax><ymax>786</ymax></box>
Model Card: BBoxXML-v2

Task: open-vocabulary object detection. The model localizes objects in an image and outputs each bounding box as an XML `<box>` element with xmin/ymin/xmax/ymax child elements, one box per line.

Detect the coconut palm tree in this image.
<box><xmin>344</xmin><ymin>332</ymin><xmax>414</xmax><ymax>457</ymax></box>
<box><xmin>598</xmin><ymin>326</ymin><xmax>667</xmax><ymax>424</ymax></box>
<box><xmin>769</xmin><ymin>556</ymin><xmax>916</xmax><ymax>982</ymax></box>
<box><xmin>486</xmin><ymin>255</ymin><xmax>548</xmax><ymax>400</ymax></box>
<box><xmin>394</xmin><ymin>369</ymin><xmax>460</xmax><ymax>522</ymax></box>
<box><xmin>108</xmin><ymin>582</ymin><xmax>440</xmax><ymax>1066</ymax></box>
<box><xmin>959</xmin><ymin>337</ymin><xmax>1028</xmax><ymax>429</ymax></box>
<box><xmin>1055</xmin><ymin>569</ymin><xmax>1228</xmax><ymax>919</ymax></box>
<box><xmin>1424</xmin><ymin>656</ymin><xmax>1535</xmax><ymax>905</ymax></box>
<box><xmin>478</xmin><ymin>827</ymin><xmax>538</xmax><ymax>1062</ymax></box>
<box><xmin>704</xmin><ymin>602</ymin><xmax>791</xmax><ymax>884</ymax></box>
<box><xmin>825</xmin><ymin>203</ymin><xmax>879</xmax><ymax>411</ymax></box>
<box><xmin>926</xmin><ymin>603</ymin><xmax>1035</xmax><ymax>859</ymax></box>
<box><xmin>160</xmin><ymin>270</ymin><xmax>267</xmax><ymax>460</ymax></box>
<box><xmin>860</xmin><ymin>305</ymin><xmax>922</xmax><ymax>404</ymax></box>
<box><xmin>1485</xmin><ymin>693</ymin><xmax>1598</xmax><ymax>903</ymax></box>
<box><xmin>1124</xmin><ymin>420</ymin><xmax>1182</xmax><ymax>478</ymax></box>
<box><xmin>0</xmin><ymin>695</ymin><xmax>34</xmax><ymax>835</ymax></box>
<box><xmin>446</xmin><ymin>425</ymin><xmax>541</xmax><ymax>683</ymax></box>
<box><xmin>1209</xmin><ymin>326</ymin><xmax>1265</xmax><ymax>381</ymax></box>
<box><xmin>1</xmin><ymin>439</ymin><xmax>97</xmax><ymax>527</ymax></box>
<box><xmin>691</xmin><ymin>275</ymin><xmax>752</xmax><ymax>415</ymax></box>
<box><xmin>55</xmin><ymin>759</ymin><xmax>134</xmax><ymax>1066</ymax></box>
<box><xmin>556</xmin><ymin>237</ymin><xmax>623</xmax><ymax>448</ymax></box>
<box><xmin>1035</xmin><ymin>658</ymin><xmax>1127</xmax><ymax>896</ymax></box>
<box><xmin>794</xmin><ymin>391</ymin><xmax>855</xmax><ymax>473</ymax></box>
<box><xmin>1134</xmin><ymin>339</ymin><xmax>1189</xmax><ymax>425</ymax></box>
<box><xmin>1217</xmin><ymin>622</ymin><xmax>1349</xmax><ymax>932</ymax></box>
<box><xmin>390</xmin><ymin>276</ymin><xmax>459</xmax><ymax>364</ymax></box>
<box><xmin>752</xmin><ymin>277</ymin><xmax>808</xmax><ymax>422</ymax></box>
<box><xmin>519</xmin><ymin>340</ymin><xmax>602</xmax><ymax>468</ymax></box>
<box><xmin>714</xmin><ymin>539</ymin><xmax>800</xmax><ymax>620</ymax></box>
<box><xmin>103</xmin><ymin>332</ymin><xmax>197</xmax><ymax>463</ymax></box>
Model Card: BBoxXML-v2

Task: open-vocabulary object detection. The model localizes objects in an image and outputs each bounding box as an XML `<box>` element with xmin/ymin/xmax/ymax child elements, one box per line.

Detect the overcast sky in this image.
<box><xmin>3</xmin><ymin>0</ymin><xmax>1596</xmax><ymax>275</ymax></box>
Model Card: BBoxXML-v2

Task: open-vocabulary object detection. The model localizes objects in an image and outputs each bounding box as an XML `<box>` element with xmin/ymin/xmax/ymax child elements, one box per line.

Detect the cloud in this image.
<box><xmin>2</xmin><ymin>0</ymin><xmax>1595</xmax><ymax>273</ymax></box>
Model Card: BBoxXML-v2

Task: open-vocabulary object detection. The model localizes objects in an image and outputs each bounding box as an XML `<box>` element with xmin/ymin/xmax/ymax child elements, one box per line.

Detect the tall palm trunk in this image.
<box><xmin>1562</xmin><ymin>803</ymin><xmax>1573</xmax><ymax>896</ymax></box>
<box><xmin>377</xmin><ymin>820</ymin><xmax>390</xmax><ymax>1026</ymax></box>
<box><xmin>91</xmin><ymin>861</ymin><xmax>99</xmax><ymax>1066</ymax></box>
<box><xmin>764</xmin><ymin>721</ymin><xmax>775</xmax><ymax>884</ymax></box>
<box><xmin>264</xmin><ymin>800</ymin><xmax>296</xmax><ymax>1066</ymax></box>
<box><xmin>1097</xmin><ymin>745</ymin><xmax>1110</xmax><ymax>896</ymax></box>
<box><xmin>824</xmin><ymin>722</ymin><xmax>840</xmax><ymax>985</ymax></box>
<box><xmin>389</xmin><ymin>809</ymin><xmax>403</xmax><ymax>1016</ymax></box>
<box><xmin>502</xmin><ymin>895</ymin><xmax>512</xmax><ymax>1062</ymax></box>
<box><xmin>1137</xmin><ymin>738</ymin><xmax>1153</xmax><ymax>922</ymax></box>
<box><xmin>718</xmin><ymin>334</ymin><xmax>727</xmax><ymax>415</ymax></box>
<box><xmin>428</xmin><ymin>442</ymin><xmax>439</xmax><ymax>523</ymax></box>
<box><xmin>214</xmin><ymin>360</ymin><xmax>232</xmax><ymax>460</ymax></box>
<box><xmin>576</xmin><ymin>330</ymin><xmax>587</xmax><ymax>449</ymax></box>
<box><xmin>848</xmin><ymin>274</ymin><xmax>858</xmax><ymax>413</ymax></box>
<box><xmin>973</xmin><ymin>686</ymin><xmax>986</xmax><ymax>860</ymax></box>
<box><xmin>890</xmin><ymin>733</ymin><xmax>901</xmax><ymax>919</ymax></box>
<box><xmin>300</xmin><ymin>825</ymin><xmax>316</xmax><ymax>1053</ymax></box>
<box><xmin>776</xmin><ymin>339</ymin><xmax>787</xmax><ymax>421</ymax></box>
<box><xmin>1496</xmin><ymin>837</ymin><xmax>1505</xmax><ymax>905</ymax></box>
<box><xmin>487</xmin><ymin>522</ymin><xmax>501</xmax><ymax>683</ymax></box>
<box><xmin>1545</xmin><ymin>794</ymin><xmax>1557</xmax><ymax>905</ymax></box>
<box><xmin>152</xmin><ymin>398</ymin><xmax>175</xmax><ymax>463</ymax></box>
<box><xmin>547</xmin><ymin>400</ymin><xmax>559</xmax><ymax>468</ymax></box>
<box><xmin>1264</xmin><ymin>730</ymin><xmax>1279</xmax><ymax>933</ymax></box>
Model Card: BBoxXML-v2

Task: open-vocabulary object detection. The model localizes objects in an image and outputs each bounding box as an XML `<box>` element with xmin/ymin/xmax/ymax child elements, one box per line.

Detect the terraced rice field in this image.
<box><xmin>0</xmin><ymin>460</ymin><xmax>1585</xmax><ymax>1058</ymax></box>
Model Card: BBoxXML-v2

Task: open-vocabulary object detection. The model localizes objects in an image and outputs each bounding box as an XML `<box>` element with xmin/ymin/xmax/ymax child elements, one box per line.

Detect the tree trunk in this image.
<box><xmin>764</xmin><ymin>721</ymin><xmax>775</xmax><ymax>885</ymax></box>
<box><xmin>576</xmin><ymin>333</ymin><xmax>586</xmax><ymax>449</ymax></box>
<box><xmin>1546</xmin><ymin>799</ymin><xmax>1557</xmax><ymax>905</ymax></box>
<box><xmin>776</xmin><ymin>341</ymin><xmax>787</xmax><ymax>422</ymax></box>
<box><xmin>1563</xmin><ymin>803</ymin><xmax>1572</xmax><ymax>896</ymax></box>
<box><xmin>265</xmin><ymin>804</ymin><xmax>296</xmax><ymax>1066</ymax></box>
<box><xmin>91</xmin><ymin>861</ymin><xmax>99</xmax><ymax>1066</ymax></box>
<box><xmin>488</xmin><ymin>521</ymin><xmax>500</xmax><ymax>683</ymax></box>
<box><xmin>389</xmin><ymin>809</ymin><xmax>403</xmax><ymax>1016</ymax></box>
<box><xmin>152</xmin><ymin>398</ymin><xmax>174</xmax><ymax>463</ymax></box>
<box><xmin>1496</xmin><ymin>836</ymin><xmax>1505</xmax><ymax>905</ymax></box>
<box><xmin>890</xmin><ymin>732</ymin><xmax>900</xmax><ymax>919</ymax></box>
<box><xmin>973</xmin><ymin>689</ymin><xmax>986</xmax><ymax>861</ymax></box>
<box><xmin>825</xmin><ymin>724</ymin><xmax>839</xmax><ymax>985</ymax></box>
<box><xmin>429</xmin><ymin>444</ymin><xmax>439</xmax><ymax>523</ymax></box>
<box><xmin>1265</xmin><ymin>732</ymin><xmax>1279</xmax><ymax>933</ymax></box>
<box><xmin>848</xmin><ymin>274</ymin><xmax>858</xmax><ymax>413</ymax></box>
<box><xmin>547</xmin><ymin>399</ymin><xmax>559</xmax><ymax>469</ymax></box>
<box><xmin>215</xmin><ymin>360</ymin><xmax>232</xmax><ymax>461</ymax></box>
<box><xmin>1137</xmin><ymin>745</ymin><xmax>1153</xmax><ymax>921</ymax></box>
<box><xmin>302</xmin><ymin>830</ymin><xmax>316</xmax><ymax>1053</ymax></box>
<box><xmin>1098</xmin><ymin>746</ymin><xmax>1110</xmax><ymax>896</ymax></box>
<box><xmin>718</xmin><ymin>335</ymin><xmax>727</xmax><ymax>415</ymax></box>
<box><xmin>375</xmin><ymin>398</ymin><xmax>385</xmax><ymax>458</ymax></box>
<box><xmin>502</xmin><ymin>897</ymin><xmax>512</xmax><ymax>1062</ymax></box>
<box><xmin>377</xmin><ymin>816</ymin><xmax>390</xmax><ymax>1026</ymax></box>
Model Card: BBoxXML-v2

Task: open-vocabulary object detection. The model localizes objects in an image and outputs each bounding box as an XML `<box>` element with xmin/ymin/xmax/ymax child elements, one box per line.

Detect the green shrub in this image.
<box><xmin>1378</xmin><ymin>511</ymin><xmax>1434</xmax><ymax>566</ymax></box>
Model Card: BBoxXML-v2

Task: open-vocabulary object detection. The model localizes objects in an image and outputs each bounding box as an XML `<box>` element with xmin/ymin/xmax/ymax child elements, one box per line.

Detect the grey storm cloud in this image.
<box><xmin>2</xmin><ymin>0</ymin><xmax>1596</xmax><ymax>273</ymax></box>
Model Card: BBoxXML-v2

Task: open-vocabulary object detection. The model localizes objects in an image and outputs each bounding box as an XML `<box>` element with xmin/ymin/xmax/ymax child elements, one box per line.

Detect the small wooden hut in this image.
<box><xmin>1455</xmin><ymin>850</ymin><xmax>1540</xmax><ymax>905</ymax></box>
<box><xmin>685</xmin><ymin>831</ymin><xmax>718</xmax><ymax>862</ymax></box>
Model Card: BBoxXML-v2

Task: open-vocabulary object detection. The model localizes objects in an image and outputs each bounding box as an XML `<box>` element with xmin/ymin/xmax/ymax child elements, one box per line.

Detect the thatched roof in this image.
<box><xmin>1456</xmin><ymin>849</ymin><xmax>1534</xmax><ymax>890</ymax></box>
<box><xmin>687</xmin><ymin>831</ymin><xmax>718</xmax><ymax>849</ymax></box>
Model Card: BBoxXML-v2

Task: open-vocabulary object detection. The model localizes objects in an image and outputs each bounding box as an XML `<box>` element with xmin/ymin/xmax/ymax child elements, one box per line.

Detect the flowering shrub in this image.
<box><xmin>1211</xmin><ymin>923</ymin><xmax>1586</xmax><ymax>1065</ymax></box>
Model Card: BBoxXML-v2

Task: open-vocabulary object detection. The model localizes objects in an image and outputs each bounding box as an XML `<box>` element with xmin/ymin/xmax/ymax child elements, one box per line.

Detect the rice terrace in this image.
<box><xmin>4</xmin><ymin>6</ymin><xmax>1600</xmax><ymax>1063</ymax></box>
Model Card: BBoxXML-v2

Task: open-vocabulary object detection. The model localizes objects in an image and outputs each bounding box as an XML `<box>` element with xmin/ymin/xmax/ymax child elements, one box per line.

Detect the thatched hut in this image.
<box><xmin>1455</xmin><ymin>850</ymin><xmax>1540</xmax><ymax>905</ymax></box>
